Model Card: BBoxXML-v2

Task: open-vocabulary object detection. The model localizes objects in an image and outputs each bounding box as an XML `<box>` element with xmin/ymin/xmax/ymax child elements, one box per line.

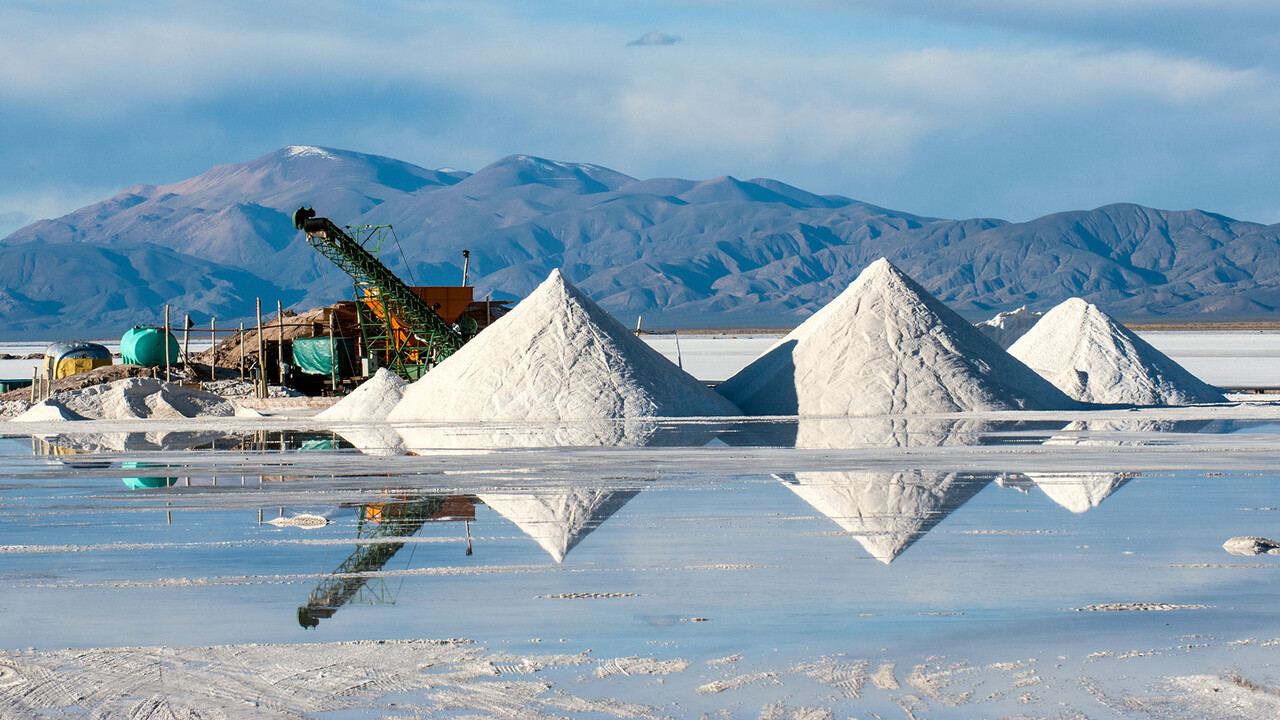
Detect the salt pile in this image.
<box><xmin>975</xmin><ymin>306</ymin><xmax>1043</xmax><ymax>349</ymax></box>
<box><xmin>777</xmin><ymin>471</ymin><xmax>994</xmax><ymax>563</ymax></box>
<box><xmin>1008</xmin><ymin>298</ymin><xmax>1226</xmax><ymax>405</ymax></box>
<box><xmin>56</xmin><ymin>378</ymin><xmax>247</xmax><ymax>420</ymax></box>
<box><xmin>10</xmin><ymin>399</ymin><xmax>88</xmax><ymax>422</ymax></box>
<box><xmin>387</xmin><ymin>270</ymin><xmax>740</xmax><ymax>421</ymax></box>
<box><xmin>718</xmin><ymin>258</ymin><xmax>1077</xmax><ymax>415</ymax></box>
<box><xmin>317</xmin><ymin>369</ymin><xmax>407</xmax><ymax>421</ymax></box>
<box><xmin>479</xmin><ymin>490</ymin><xmax>639</xmax><ymax>562</ymax></box>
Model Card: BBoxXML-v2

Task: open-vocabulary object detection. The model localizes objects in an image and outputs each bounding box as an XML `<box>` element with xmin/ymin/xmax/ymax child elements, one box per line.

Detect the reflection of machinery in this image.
<box><xmin>294</xmin><ymin>207</ymin><xmax>468</xmax><ymax>380</ymax></box>
<box><xmin>43</xmin><ymin>341</ymin><xmax>112</xmax><ymax>380</ymax></box>
<box><xmin>297</xmin><ymin>495</ymin><xmax>476</xmax><ymax>628</ymax></box>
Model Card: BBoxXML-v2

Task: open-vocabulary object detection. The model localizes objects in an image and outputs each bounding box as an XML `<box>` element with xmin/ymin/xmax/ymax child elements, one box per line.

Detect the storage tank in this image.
<box><xmin>120</xmin><ymin>326</ymin><xmax>181</xmax><ymax>368</ymax></box>
<box><xmin>43</xmin><ymin>341</ymin><xmax>113</xmax><ymax>380</ymax></box>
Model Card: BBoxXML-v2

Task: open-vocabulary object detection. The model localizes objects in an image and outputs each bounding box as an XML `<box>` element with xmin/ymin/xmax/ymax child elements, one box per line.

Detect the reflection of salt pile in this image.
<box><xmin>793</xmin><ymin>417</ymin><xmax>998</xmax><ymax>449</ymax></box>
<box><xmin>388</xmin><ymin>270</ymin><xmax>739</xmax><ymax>422</ymax></box>
<box><xmin>1008</xmin><ymin>298</ymin><xmax>1225</xmax><ymax>405</ymax></box>
<box><xmin>778</xmin><ymin>471</ymin><xmax>993</xmax><ymax>563</ymax></box>
<box><xmin>1025</xmin><ymin>472</ymin><xmax>1131</xmax><ymax>513</ymax></box>
<box><xmin>12</xmin><ymin>378</ymin><xmax>246</xmax><ymax>421</ymax></box>
<box><xmin>40</xmin><ymin>431</ymin><xmax>226</xmax><ymax>453</ymax></box>
<box><xmin>398</xmin><ymin>419</ymin><xmax>716</xmax><ymax>451</ymax></box>
<box><xmin>719</xmin><ymin>259</ymin><xmax>1075</xmax><ymax>415</ymax></box>
<box><xmin>317</xmin><ymin>369</ymin><xmax>407</xmax><ymax>421</ymax></box>
<box><xmin>479</xmin><ymin>490</ymin><xmax>639</xmax><ymax>562</ymax></box>
<box><xmin>975</xmin><ymin>306</ymin><xmax>1043</xmax><ymax>349</ymax></box>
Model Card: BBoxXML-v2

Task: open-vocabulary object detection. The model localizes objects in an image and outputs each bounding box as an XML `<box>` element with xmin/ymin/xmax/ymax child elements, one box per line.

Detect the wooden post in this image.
<box><xmin>209</xmin><ymin>317</ymin><xmax>216</xmax><ymax>382</ymax></box>
<box><xmin>277</xmin><ymin>300</ymin><xmax>285</xmax><ymax>389</ymax></box>
<box><xmin>256</xmin><ymin>298</ymin><xmax>265</xmax><ymax>399</ymax></box>
<box><xmin>30</xmin><ymin>368</ymin><xmax>36</xmax><ymax>403</ymax></box>
<box><xmin>164</xmin><ymin>304</ymin><xmax>172</xmax><ymax>383</ymax></box>
<box><xmin>182</xmin><ymin>316</ymin><xmax>191</xmax><ymax>384</ymax></box>
<box><xmin>328</xmin><ymin>310</ymin><xmax>338</xmax><ymax>393</ymax></box>
<box><xmin>486</xmin><ymin>292</ymin><xmax>492</xmax><ymax>326</ymax></box>
<box><xmin>239</xmin><ymin>323</ymin><xmax>245</xmax><ymax>382</ymax></box>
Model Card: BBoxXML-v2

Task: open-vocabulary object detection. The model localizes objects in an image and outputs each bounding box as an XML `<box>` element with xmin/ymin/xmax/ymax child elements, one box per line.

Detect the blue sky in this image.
<box><xmin>2</xmin><ymin>0</ymin><xmax>1278</xmax><ymax>236</ymax></box>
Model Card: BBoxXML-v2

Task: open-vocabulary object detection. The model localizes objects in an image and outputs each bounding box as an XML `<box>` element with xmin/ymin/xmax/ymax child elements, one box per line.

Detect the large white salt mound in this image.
<box><xmin>56</xmin><ymin>378</ymin><xmax>242</xmax><ymax>420</ymax></box>
<box><xmin>387</xmin><ymin>270</ymin><xmax>740</xmax><ymax>421</ymax></box>
<box><xmin>975</xmin><ymin>306</ymin><xmax>1043</xmax><ymax>349</ymax></box>
<box><xmin>718</xmin><ymin>258</ymin><xmax>1077</xmax><ymax>416</ymax></box>
<box><xmin>317</xmin><ymin>369</ymin><xmax>407</xmax><ymax>421</ymax></box>
<box><xmin>1008</xmin><ymin>298</ymin><xmax>1226</xmax><ymax>405</ymax></box>
<box><xmin>777</xmin><ymin>471</ymin><xmax>994</xmax><ymax>563</ymax></box>
<box><xmin>479</xmin><ymin>489</ymin><xmax>639</xmax><ymax>562</ymax></box>
<box><xmin>9</xmin><ymin>399</ymin><xmax>88</xmax><ymax>423</ymax></box>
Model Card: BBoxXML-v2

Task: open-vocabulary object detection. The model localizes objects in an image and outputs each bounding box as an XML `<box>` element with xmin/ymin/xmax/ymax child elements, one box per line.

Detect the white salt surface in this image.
<box><xmin>1223</xmin><ymin>536</ymin><xmax>1280</xmax><ymax>556</ymax></box>
<box><xmin>1139</xmin><ymin>330</ymin><xmax>1280</xmax><ymax>388</ymax></box>
<box><xmin>9</xmin><ymin>399</ymin><xmax>87</xmax><ymax>422</ymax></box>
<box><xmin>316</xmin><ymin>368</ymin><xmax>406</xmax><ymax>421</ymax></box>
<box><xmin>1009</xmin><ymin>298</ymin><xmax>1226</xmax><ymax>406</ymax></box>
<box><xmin>718</xmin><ymin>259</ymin><xmax>1077</xmax><ymax>415</ymax></box>
<box><xmin>388</xmin><ymin>270</ymin><xmax>740</xmax><ymax>421</ymax></box>
<box><xmin>975</xmin><ymin>306</ymin><xmax>1043</xmax><ymax>348</ymax></box>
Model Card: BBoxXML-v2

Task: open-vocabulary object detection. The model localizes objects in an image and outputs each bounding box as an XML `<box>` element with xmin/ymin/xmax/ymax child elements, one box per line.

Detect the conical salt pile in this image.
<box><xmin>387</xmin><ymin>270</ymin><xmax>740</xmax><ymax>421</ymax></box>
<box><xmin>1007</xmin><ymin>298</ymin><xmax>1226</xmax><ymax>405</ymax></box>
<box><xmin>777</xmin><ymin>471</ymin><xmax>993</xmax><ymax>563</ymax></box>
<box><xmin>317</xmin><ymin>369</ymin><xmax>407</xmax><ymax>421</ymax></box>
<box><xmin>479</xmin><ymin>489</ymin><xmax>639</xmax><ymax>563</ymax></box>
<box><xmin>975</xmin><ymin>306</ymin><xmax>1043</xmax><ymax>349</ymax></box>
<box><xmin>718</xmin><ymin>258</ymin><xmax>1077</xmax><ymax>415</ymax></box>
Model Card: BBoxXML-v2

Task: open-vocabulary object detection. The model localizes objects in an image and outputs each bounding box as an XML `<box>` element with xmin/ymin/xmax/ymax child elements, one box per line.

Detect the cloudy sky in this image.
<box><xmin>2</xmin><ymin>0</ymin><xmax>1278</xmax><ymax>236</ymax></box>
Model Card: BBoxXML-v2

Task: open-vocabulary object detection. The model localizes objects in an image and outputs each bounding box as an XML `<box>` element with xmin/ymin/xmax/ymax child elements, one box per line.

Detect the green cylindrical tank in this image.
<box><xmin>120</xmin><ymin>326</ymin><xmax>181</xmax><ymax>368</ymax></box>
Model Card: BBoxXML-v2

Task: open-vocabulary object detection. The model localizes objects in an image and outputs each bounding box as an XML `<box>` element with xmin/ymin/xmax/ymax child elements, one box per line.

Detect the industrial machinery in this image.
<box><xmin>293</xmin><ymin>207</ymin><xmax>467</xmax><ymax>380</ymax></box>
<box><xmin>297</xmin><ymin>495</ymin><xmax>476</xmax><ymax>628</ymax></box>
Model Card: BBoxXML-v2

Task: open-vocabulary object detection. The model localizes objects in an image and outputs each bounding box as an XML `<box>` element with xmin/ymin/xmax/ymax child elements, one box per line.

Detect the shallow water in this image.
<box><xmin>1</xmin><ymin>419</ymin><xmax>1278</xmax><ymax>717</ymax></box>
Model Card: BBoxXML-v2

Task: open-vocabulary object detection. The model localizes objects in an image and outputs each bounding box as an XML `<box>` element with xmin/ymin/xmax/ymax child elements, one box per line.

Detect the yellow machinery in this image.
<box><xmin>43</xmin><ymin>341</ymin><xmax>113</xmax><ymax>380</ymax></box>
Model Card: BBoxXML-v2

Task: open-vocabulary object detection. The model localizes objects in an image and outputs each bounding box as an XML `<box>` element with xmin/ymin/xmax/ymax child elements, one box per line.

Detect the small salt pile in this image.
<box><xmin>479</xmin><ymin>490</ymin><xmax>639</xmax><ymax>563</ymax></box>
<box><xmin>10</xmin><ymin>399</ymin><xmax>88</xmax><ymax>422</ymax></box>
<box><xmin>316</xmin><ymin>369</ymin><xmax>407</xmax><ymax>421</ymax></box>
<box><xmin>719</xmin><ymin>258</ymin><xmax>1076</xmax><ymax>415</ymax></box>
<box><xmin>11</xmin><ymin>378</ymin><xmax>243</xmax><ymax>421</ymax></box>
<box><xmin>975</xmin><ymin>306</ymin><xmax>1043</xmax><ymax>349</ymax></box>
<box><xmin>387</xmin><ymin>270</ymin><xmax>740</xmax><ymax>421</ymax></box>
<box><xmin>777</xmin><ymin>471</ymin><xmax>993</xmax><ymax>563</ymax></box>
<box><xmin>1008</xmin><ymin>298</ymin><xmax>1226</xmax><ymax>405</ymax></box>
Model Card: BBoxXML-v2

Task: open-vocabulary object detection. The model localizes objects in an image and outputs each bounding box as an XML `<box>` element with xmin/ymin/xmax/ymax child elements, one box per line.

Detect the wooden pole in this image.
<box><xmin>209</xmin><ymin>317</ymin><xmax>216</xmax><ymax>382</ymax></box>
<box><xmin>256</xmin><ymin>298</ymin><xmax>265</xmax><ymax>399</ymax></box>
<box><xmin>277</xmin><ymin>300</ymin><xmax>285</xmax><ymax>389</ymax></box>
<box><xmin>182</xmin><ymin>315</ymin><xmax>191</xmax><ymax>384</ymax></box>
<box><xmin>30</xmin><ymin>367</ymin><xmax>36</xmax><ymax>403</ymax></box>
<box><xmin>328</xmin><ymin>310</ymin><xmax>338</xmax><ymax>393</ymax></box>
<box><xmin>239</xmin><ymin>323</ymin><xmax>245</xmax><ymax>383</ymax></box>
<box><xmin>164</xmin><ymin>304</ymin><xmax>172</xmax><ymax>383</ymax></box>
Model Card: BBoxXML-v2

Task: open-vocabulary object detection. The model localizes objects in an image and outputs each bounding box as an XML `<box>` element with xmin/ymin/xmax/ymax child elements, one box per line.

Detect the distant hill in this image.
<box><xmin>3</xmin><ymin>145</ymin><xmax>1279</xmax><ymax>339</ymax></box>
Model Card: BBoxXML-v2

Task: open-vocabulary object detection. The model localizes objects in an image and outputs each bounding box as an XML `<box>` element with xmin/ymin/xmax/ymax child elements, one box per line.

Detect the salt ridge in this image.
<box><xmin>317</xmin><ymin>368</ymin><xmax>407</xmax><ymax>422</ymax></box>
<box><xmin>975</xmin><ymin>306</ymin><xmax>1043</xmax><ymax>349</ymax></box>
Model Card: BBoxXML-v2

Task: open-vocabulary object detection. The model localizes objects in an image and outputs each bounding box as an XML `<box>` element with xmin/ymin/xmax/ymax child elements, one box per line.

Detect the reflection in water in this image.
<box><xmin>34</xmin><ymin>430</ymin><xmax>352</xmax><ymax>455</ymax></box>
<box><xmin>1023</xmin><ymin>472</ymin><xmax>1136</xmax><ymax>513</ymax></box>
<box><xmin>479</xmin><ymin>489</ymin><xmax>640</xmax><ymax>563</ymax></box>
<box><xmin>395</xmin><ymin>420</ymin><xmax>721</xmax><ymax>452</ymax></box>
<box><xmin>298</xmin><ymin>495</ymin><xmax>476</xmax><ymax>628</ymax></box>
<box><xmin>776</xmin><ymin>471</ymin><xmax>995</xmax><ymax>563</ymax></box>
<box><xmin>721</xmin><ymin>418</ymin><xmax>1061</xmax><ymax>450</ymax></box>
<box><xmin>1042</xmin><ymin>419</ymin><xmax>1211</xmax><ymax>447</ymax></box>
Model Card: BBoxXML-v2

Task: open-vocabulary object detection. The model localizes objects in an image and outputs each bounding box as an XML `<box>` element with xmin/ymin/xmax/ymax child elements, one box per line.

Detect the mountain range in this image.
<box><xmin>3</xmin><ymin>144</ymin><xmax>1279</xmax><ymax>339</ymax></box>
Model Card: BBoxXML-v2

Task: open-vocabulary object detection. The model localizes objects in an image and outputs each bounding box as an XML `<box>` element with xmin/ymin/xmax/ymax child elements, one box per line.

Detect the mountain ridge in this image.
<box><xmin>3</xmin><ymin>145</ymin><xmax>1279</xmax><ymax>339</ymax></box>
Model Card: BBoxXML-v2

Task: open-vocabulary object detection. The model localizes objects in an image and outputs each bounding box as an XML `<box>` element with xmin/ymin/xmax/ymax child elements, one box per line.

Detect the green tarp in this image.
<box><xmin>292</xmin><ymin>337</ymin><xmax>358</xmax><ymax>377</ymax></box>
